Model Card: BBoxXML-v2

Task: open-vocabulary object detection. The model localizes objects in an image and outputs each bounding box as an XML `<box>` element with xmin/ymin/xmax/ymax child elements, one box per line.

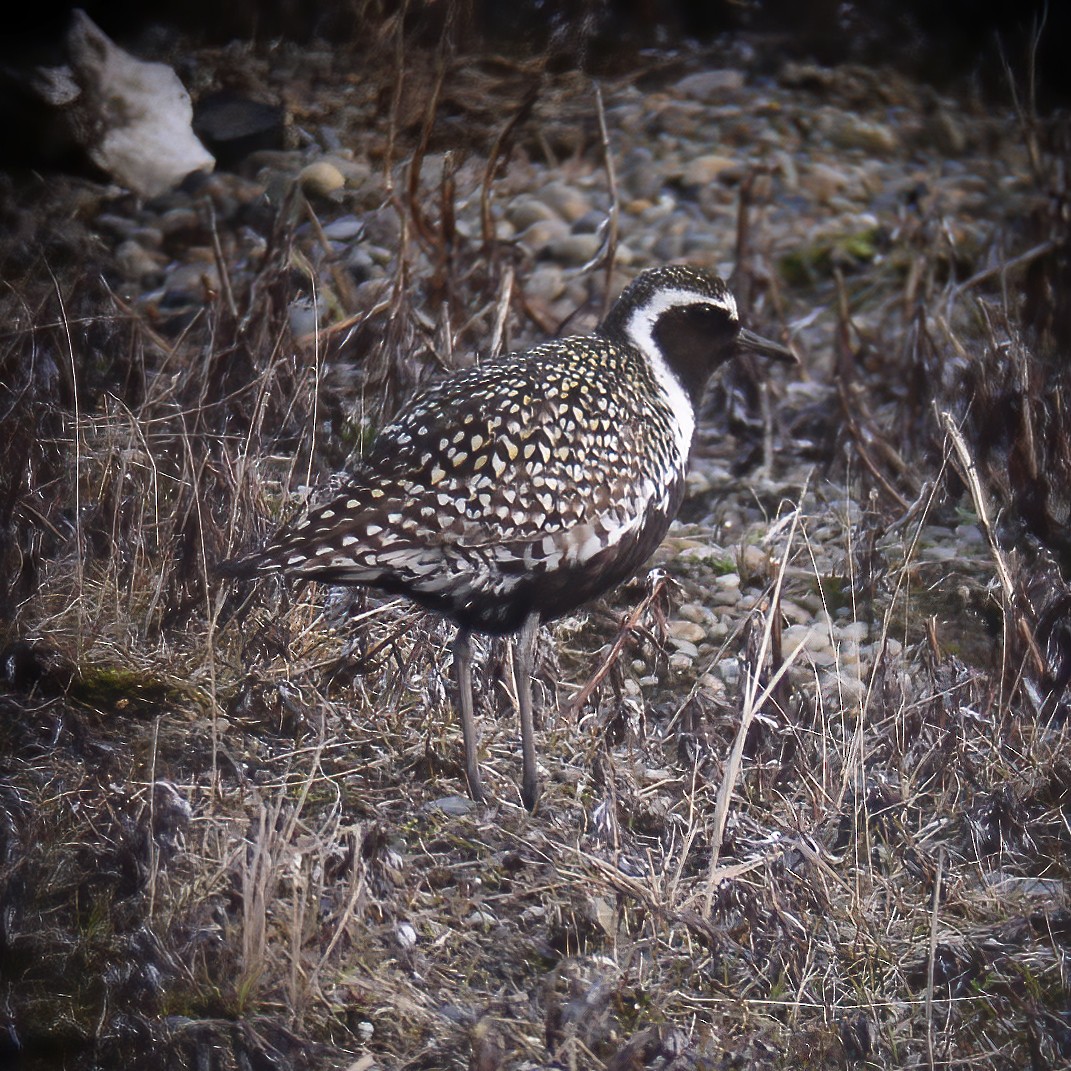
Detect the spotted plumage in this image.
<box><xmin>222</xmin><ymin>265</ymin><xmax>795</xmax><ymax>809</ymax></box>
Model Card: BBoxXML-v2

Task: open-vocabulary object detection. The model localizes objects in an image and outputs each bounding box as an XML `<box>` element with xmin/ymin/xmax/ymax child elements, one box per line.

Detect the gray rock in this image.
<box><xmin>524</xmin><ymin>265</ymin><xmax>566</xmax><ymax>303</ymax></box>
<box><xmin>322</xmin><ymin>216</ymin><xmax>365</xmax><ymax>241</ymax></box>
<box><xmin>543</xmin><ymin>233</ymin><xmax>602</xmax><ymax>266</ymax></box>
<box><xmin>676</xmin><ymin>70</ymin><xmax>746</xmax><ymax>102</ymax></box>
<box><xmin>538</xmin><ymin>181</ymin><xmax>593</xmax><ymax>222</ymax></box>
<box><xmin>518</xmin><ymin>218</ymin><xmax>570</xmax><ymax>253</ymax></box>
<box><xmin>681</xmin><ymin>154</ymin><xmax>741</xmax><ymax>187</ymax></box>
<box><xmin>507</xmin><ymin>196</ymin><xmax>559</xmax><ymax>230</ymax></box>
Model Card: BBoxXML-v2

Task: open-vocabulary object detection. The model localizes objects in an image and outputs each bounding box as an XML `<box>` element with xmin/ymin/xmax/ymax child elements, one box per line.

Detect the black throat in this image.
<box><xmin>650</xmin><ymin>304</ymin><xmax>740</xmax><ymax>406</ymax></box>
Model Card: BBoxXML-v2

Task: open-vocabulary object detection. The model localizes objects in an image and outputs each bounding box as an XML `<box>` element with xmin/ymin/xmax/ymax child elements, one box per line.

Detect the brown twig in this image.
<box><xmin>567</xmin><ymin>571</ymin><xmax>669</xmax><ymax>717</ymax></box>
<box><xmin>941</xmin><ymin>410</ymin><xmax>1046</xmax><ymax>678</ymax></box>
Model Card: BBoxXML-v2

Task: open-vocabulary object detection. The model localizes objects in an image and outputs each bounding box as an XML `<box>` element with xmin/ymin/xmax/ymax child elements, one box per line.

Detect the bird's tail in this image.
<box><xmin>214</xmin><ymin>549</ymin><xmax>283</xmax><ymax>579</ymax></box>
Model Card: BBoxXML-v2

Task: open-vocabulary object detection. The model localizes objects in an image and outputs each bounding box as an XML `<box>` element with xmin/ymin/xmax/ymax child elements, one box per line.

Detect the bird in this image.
<box><xmin>220</xmin><ymin>265</ymin><xmax>795</xmax><ymax>810</ymax></box>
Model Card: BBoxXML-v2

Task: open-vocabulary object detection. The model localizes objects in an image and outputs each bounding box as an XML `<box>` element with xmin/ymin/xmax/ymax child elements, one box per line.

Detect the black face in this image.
<box><xmin>652</xmin><ymin>303</ymin><xmax>740</xmax><ymax>404</ymax></box>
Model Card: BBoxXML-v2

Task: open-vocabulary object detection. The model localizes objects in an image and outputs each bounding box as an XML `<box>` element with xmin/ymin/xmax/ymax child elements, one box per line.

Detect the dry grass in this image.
<box><xmin>1</xmin><ymin>23</ymin><xmax>1070</xmax><ymax>1071</ymax></box>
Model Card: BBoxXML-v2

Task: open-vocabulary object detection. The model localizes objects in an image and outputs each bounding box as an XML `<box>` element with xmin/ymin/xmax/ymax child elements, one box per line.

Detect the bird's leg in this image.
<box><xmin>452</xmin><ymin>628</ymin><xmax>484</xmax><ymax>802</ymax></box>
<box><xmin>515</xmin><ymin>612</ymin><xmax>541</xmax><ymax>811</ymax></box>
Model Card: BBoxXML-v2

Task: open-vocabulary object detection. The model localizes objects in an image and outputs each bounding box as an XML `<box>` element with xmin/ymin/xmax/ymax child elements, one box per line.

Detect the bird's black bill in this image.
<box><xmin>736</xmin><ymin>326</ymin><xmax>797</xmax><ymax>364</ymax></box>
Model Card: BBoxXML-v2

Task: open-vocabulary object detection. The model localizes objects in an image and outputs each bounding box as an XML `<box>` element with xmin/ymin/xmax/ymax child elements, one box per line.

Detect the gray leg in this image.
<box><xmin>515</xmin><ymin>612</ymin><xmax>541</xmax><ymax>811</ymax></box>
<box><xmin>453</xmin><ymin>628</ymin><xmax>484</xmax><ymax>803</ymax></box>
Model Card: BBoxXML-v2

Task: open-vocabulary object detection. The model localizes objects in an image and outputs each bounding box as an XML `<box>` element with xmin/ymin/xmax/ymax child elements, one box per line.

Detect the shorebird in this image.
<box><xmin>221</xmin><ymin>265</ymin><xmax>795</xmax><ymax>809</ymax></box>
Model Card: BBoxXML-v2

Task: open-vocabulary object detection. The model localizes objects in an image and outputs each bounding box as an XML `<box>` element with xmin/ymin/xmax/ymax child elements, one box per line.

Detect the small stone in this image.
<box><xmin>329</xmin><ymin>156</ymin><xmax>373</xmax><ymax>188</ymax></box>
<box><xmin>677</xmin><ymin>603</ymin><xmax>708</xmax><ymax>625</ymax></box>
<box><xmin>518</xmin><ymin>218</ymin><xmax>570</xmax><ymax>253</ymax></box>
<box><xmin>681</xmin><ymin>154</ymin><xmax>741</xmax><ymax>187</ymax></box>
<box><xmin>158</xmin><ymin>207</ymin><xmax>204</xmax><ymax>240</ymax></box>
<box><xmin>654</xmin><ymin>100</ymin><xmax>706</xmax><ymax>139</ymax></box>
<box><xmin>823</xmin><ymin>673</ymin><xmax>866</xmax><ymax>706</ymax></box>
<box><xmin>669</xmin><ymin>638</ymin><xmax>699</xmax><ymax>660</ymax></box>
<box><xmin>162</xmin><ymin>260</ymin><xmax>220</xmax><ymax>303</ymax></box>
<box><xmin>621</xmin><ymin>148</ymin><xmax>663</xmax><ymax>201</ymax></box>
<box><xmin>507</xmin><ymin>196</ymin><xmax>558</xmax><ymax>229</ymax></box>
<box><xmin>698</xmin><ymin>673</ymin><xmax>726</xmax><ymax>698</ymax></box>
<box><xmin>838</xmin><ymin>620</ymin><xmax>870</xmax><ymax>643</ymax></box>
<box><xmin>524</xmin><ymin>265</ymin><xmax>566</xmax><ymax>303</ymax></box>
<box><xmin>426</xmin><ymin>795</ymin><xmax>476</xmax><ymax>816</ymax></box>
<box><xmin>668</xmin><ymin>620</ymin><xmax>706</xmax><ymax>644</ymax></box>
<box><xmin>827</xmin><ymin>114</ymin><xmax>899</xmax><ymax>155</ymax></box>
<box><xmin>715</xmin><ymin>658</ymin><xmax>741</xmax><ymax>686</ymax></box>
<box><xmin>289</xmin><ymin>297</ymin><xmax>322</xmax><ymax>337</ymax></box>
<box><xmin>537</xmin><ymin>181</ymin><xmax>592</xmax><ymax>222</ymax></box>
<box><xmin>543</xmin><ymin>233</ymin><xmax>602</xmax><ymax>266</ymax></box>
<box><xmin>676</xmin><ymin>70</ymin><xmax>746</xmax><ymax>102</ymax></box>
<box><xmin>114</xmin><ymin>239</ymin><xmax>165</xmax><ymax>282</ymax></box>
<box><xmin>710</xmin><ymin>584</ymin><xmax>742</xmax><ymax>607</ymax></box>
<box><xmin>800</xmin><ymin>162</ymin><xmax>852</xmax><ymax>205</ymax></box>
<box><xmin>921</xmin><ymin>544</ymin><xmax>957</xmax><ymax>562</ymax></box>
<box><xmin>783</xmin><ymin>624</ymin><xmax>828</xmax><ymax>653</ymax></box>
<box><xmin>670</xmin><ymin>651</ymin><xmax>696</xmax><ymax>672</ymax></box>
<box><xmin>779</xmin><ymin>600</ymin><xmax>813</xmax><ymax>625</ymax></box>
<box><xmin>321</xmin><ymin>216</ymin><xmax>364</xmax><ymax>241</ymax></box>
<box><xmin>739</xmin><ymin>544</ymin><xmax>769</xmax><ymax>578</ymax></box>
<box><xmin>299</xmin><ymin>160</ymin><xmax>345</xmax><ymax>198</ymax></box>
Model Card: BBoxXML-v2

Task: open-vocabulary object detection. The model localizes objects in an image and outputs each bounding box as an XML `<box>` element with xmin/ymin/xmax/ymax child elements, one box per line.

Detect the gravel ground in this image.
<box><xmin>1</xmin><ymin>23</ymin><xmax>1068</xmax><ymax>1071</ymax></box>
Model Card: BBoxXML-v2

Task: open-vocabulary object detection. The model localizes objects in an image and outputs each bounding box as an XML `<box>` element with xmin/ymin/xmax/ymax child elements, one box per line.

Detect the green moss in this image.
<box><xmin>778</xmin><ymin>226</ymin><xmax>883</xmax><ymax>286</ymax></box>
<box><xmin>69</xmin><ymin>665</ymin><xmax>185</xmax><ymax>718</ymax></box>
<box><xmin>815</xmin><ymin>573</ymin><xmax>851</xmax><ymax>615</ymax></box>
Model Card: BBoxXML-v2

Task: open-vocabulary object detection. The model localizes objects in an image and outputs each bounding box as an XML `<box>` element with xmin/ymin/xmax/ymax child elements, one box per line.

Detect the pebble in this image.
<box><xmin>518</xmin><ymin>218</ymin><xmax>570</xmax><ymax>252</ymax></box>
<box><xmin>426</xmin><ymin>795</ymin><xmax>476</xmax><ymax>817</ymax></box>
<box><xmin>654</xmin><ymin>100</ymin><xmax>707</xmax><ymax>139</ymax></box>
<box><xmin>668</xmin><ymin>656</ymin><xmax>693</xmax><ymax>675</ymax></box>
<box><xmin>825</xmin><ymin>113</ymin><xmax>899</xmax><ymax>155</ymax></box>
<box><xmin>739</xmin><ymin>545</ymin><xmax>770</xmax><ymax>578</ymax></box>
<box><xmin>715</xmin><ymin>659</ymin><xmax>741</xmax><ymax>686</ymax></box>
<box><xmin>783</xmin><ymin>623</ymin><xmax>832</xmax><ymax>653</ymax></box>
<box><xmin>676</xmin><ymin>603</ymin><xmax>709</xmax><ymax>625</ymax></box>
<box><xmin>676</xmin><ymin>70</ymin><xmax>746</xmax><ymax>102</ymax></box>
<box><xmin>543</xmin><ymin>233</ymin><xmax>602</xmax><ymax>266</ymax></box>
<box><xmin>698</xmin><ymin>673</ymin><xmax>726</xmax><ymax>698</ymax></box>
<box><xmin>921</xmin><ymin>544</ymin><xmax>959</xmax><ymax>562</ymax></box>
<box><xmin>321</xmin><ymin>216</ymin><xmax>364</xmax><ymax>241</ymax></box>
<box><xmin>800</xmin><ymin>162</ymin><xmax>853</xmax><ymax>204</ymax></box>
<box><xmin>537</xmin><ymin>181</ymin><xmax>592</xmax><ymax>222</ymax></box>
<box><xmin>779</xmin><ymin>600</ymin><xmax>813</xmax><ymax>625</ymax></box>
<box><xmin>507</xmin><ymin>196</ymin><xmax>559</xmax><ymax>229</ymax></box>
<box><xmin>669</xmin><ymin>640</ymin><xmax>699</xmax><ymax>664</ymax></box>
<box><xmin>115</xmin><ymin>239</ymin><xmax>166</xmax><ymax>282</ymax></box>
<box><xmin>838</xmin><ymin>621</ymin><xmax>870</xmax><ymax>643</ymax></box>
<box><xmin>299</xmin><ymin>160</ymin><xmax>346</xmax><ymax>198</ymax></box>
<box><xmin>823</xmin><ymin>674</ymin><xmax>867</xmax><ymax>706</ymax></box>
<box><xmin>681</xmin><ymin>154</ymin><xmax>742</xmax><ymax>187</ymax></box>
<box><xmin>524</xmin><ymin>265</ymin><xmax>567</xmax><ymax>303</ymax></box>
<box><xmin>621</xmin><ymin>147</ymin><xmax>664</xmax><ymax>200</ymax></box>
<box><xmin>668</xmin><ymin>620</ymin><xmax>706</xmax><ymax>644</ymax></box>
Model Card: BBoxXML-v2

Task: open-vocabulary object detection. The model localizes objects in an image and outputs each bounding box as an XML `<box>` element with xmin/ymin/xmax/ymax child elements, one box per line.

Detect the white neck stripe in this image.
<box><xmin>622</xmin><ymin>287</ymin><xmax>738</xmax><ymax>464</ymax></box>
